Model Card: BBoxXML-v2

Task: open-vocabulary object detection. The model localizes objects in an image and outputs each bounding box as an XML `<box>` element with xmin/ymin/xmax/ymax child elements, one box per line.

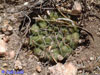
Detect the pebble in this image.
<box><xmin>4</xmin><ymin>31</ymin><xmax>12</xmax><ymax>36</ymax></box>
<box><xmin>36</xmin><ymin>65</ymin><xmax>42</xmax><ymax>73</ymax></box>
<box><xmin>3</xmin><ymin>63</ymin><xmax>8</xmax><ymax>67</ymax></box>
<box><xmin>32</xmin><ymin>73</ymin><xmax>38</xmax><ymax>75</ymax></box>
<box><xmin>98</xmin><ymin>28</ymin><xmax>100</xmax><ymax>32</ymax></box>
<box><xmin>89</xmin><ymin>57</ymin><xmax>94</xmax><ymax>61</ymax></box>
<box><xmin>0</xmin><ymin>17</ymin><xmax>2</xmax><ymax>23</ymax></box>
<box><xmin>7</xmin><ymin>26</ymin><xmax>13</xmax><ymax>31</ymax></box>
<box><xmin>0</xmin><ymin>4</ymin><xmax>4</xmax><ymax>9</ymax></box>
<box><xmin>3</xmin><ymin>36</ymin><xmax>9</xmax><ymax>43</ymax></box>
<box><xmin>0</xmin><ymin>36</ymin><xmax>7</xmax><ymax>56</ymax></box>
<box><xmin>8</xmin><ymin>51</ymin><xmax>15</xmax><ymax>59</ymax></box>
<box><xmin>57</xmin><ymin>54</ymin><xmax>64</xmax><ymax>61</ymax></box>
<box><xmin>24</xmin><ymin>2</ymin><xmax>29</xmax><ymax>6</ymax></box>
<box><xmin>73</xmin><ymin>1</ymin><xmax>82</xmax><ymax>12</ymax></box>
<box><xmin>97</xmin><ymin>32</ymin><xmax>100</xmax><ymax>36</ymax></box>
<box><xmin>14</xmin><ymin>60</ymin><xmax>22</xmax><ymax>70</ymax></box>
<box><xmin>71</xmin><ymin>1</ymin><xmax>82</xmax><ymax>15</ymax></box>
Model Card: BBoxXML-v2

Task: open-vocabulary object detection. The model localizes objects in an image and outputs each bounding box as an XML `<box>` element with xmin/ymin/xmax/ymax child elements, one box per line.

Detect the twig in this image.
<box><xmin>57</xmin><ymin>18</ymin><xmax>75</xmax><ymax>26</ymax></box>
<box><xmin>32</xmin><ymin>16</ymin><xmax>73</xmax><ymax>25</ymax></box>
<box><xmin>32</xmin><ymin>7</ymin><xmax>56</xmax><ymax>10</ymax></box>
<box><xmin>14</xmin><ymin>42</ymin><xmax>23</xmax><ymax>60</ymax></box>
<box><xmin>48</xmin><ymin>46</ymin><xmax>58</xmax><ymax>64</ymax></box>
<box><xmin>23</xmin><ymin>12</ymin><xmax>31</xmax><ymax>37</ymax></box>
<box><xmin>56</xmin><ymin>5</ymin><xmax>68</xmax><ymax>18</ymax></box>
<box><xmin>14</xmin><ymin>12</ymin><xmax>31</xmax><ymax>60</ymax></box>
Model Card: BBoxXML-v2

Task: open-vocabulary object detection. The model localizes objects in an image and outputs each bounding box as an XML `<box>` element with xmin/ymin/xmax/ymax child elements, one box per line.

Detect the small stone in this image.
<box><xmin>23</xmin><ymin>38</ymin><xmax>29</xmax><ymax>46</ymax></box>
<box><xmin>78</xmin><ymin>70</ymin><xmax>82</xmax><ymax>73</ymax></box>
<box><xmin>78</xmin><ymin>39</ymin><xmax>85</xmax><ymax>44</ymax></box>
<box><xmin>3</xmin><ymin>20</ymin><xmax>10</xmax><ymax>26</ymax></box>
<box><xmin>2</xmin><ymin>27</ymin><xmax>7</xmax><ymax>32</ymax></box>
<box><xmin>73</xmin><ymin>1</ymin><xmax>82</xmax><ymax>12</ymax></box>
<box><xmin>0</xmin><ymin>36</ymin><xmax>7</xmax><ymax>56</ymax></box>
<box><xmin>71</xmin><ymin>1</ymin><xmax>82</xmax><ymax>15</ymax></box>
<box><xmin>0</xmin><ymin>17</ymin><xmax>2</xmax><ymax>23</ymax></box>
<box><xmin>89</xmin><ymin>57</ymin><xmax>94</xmax><ymax>61</ymax></box>
<box><xmin>7</xmin><ymin>26</ymin><xmax>13</xmax><ymax>31</ymax></box>
<box><xmin>47</xmin><ymin>10</ymin><xmax>50</xmax><ymax>16</ymax></box>
<box><xmin>14</xmin><ymin>60</ymin><xmax>22</xmax><ymax>70</ymax></box>
<box><xmin>24</xmin><ymin>2</ymin><xmax>29</xmax><ymax>6</ymax></box>
<box><xmin>98</xmin><ymin>28</ymin><xmax>100</xmax><ymax>32</ymax></box>
<box><xmin>0</xmin><ymin>4</ymin><xmax>4</xmax><ymax>9</ymax></box>
<box><xmin>4</xmin><ymin>31</ymin><xmax>12</xmax><ymax>36</ymax></box>
<box><xmin>3</xmin><ymin>36</ymin><xmax>9</xmax><ymax>43</ymax></box>
<box><xmin>32</xmin><ymin>73</ymin><xmax>38</xmax><ymax>75</ymax></box>
<box><xmin>64</xmin><ymin>62</ymin><xmax>77</xmax><ymax>75</ymax></box>
<box><xmin>78</xmin><ymin>39</ymin><xmax>82</xmax><ymax>44</ymax></box>
<box><xmin>3</xmin><ymin>63</ymin><xmax>8</xmax><ymax>67</ymax></box>
<box><xmin>36</xmin><ymin>65</ymin><xmax>41</xmax><ymax>73</ymax></box>
<box><xmin>57</xmin><ymin>55</ymin><xmax>64</xmax><ymax>61</ymax></box>
<box><xmin>56</xmin><ymin>0</ymin><xmax>61</xmax><ymax>2</ymax></box>
<box><xmin>24</xmin><ymin>73</ymin><xmax>28</xmax><ymax>75</ymax></box>
<box><xmin>8</xmin><ymin>51</ymin><xmax>15</xmax><ymax>59</ymax></box>
<box><xmin>97</xmin><ymin>32</ymin><xmax>100</xmax><ymax>36</ymax></box>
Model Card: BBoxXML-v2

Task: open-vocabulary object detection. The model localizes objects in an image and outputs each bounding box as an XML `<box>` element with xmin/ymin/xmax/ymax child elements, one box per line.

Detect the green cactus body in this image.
<box><xmin>54</xmin><ymin>27</ymin><xmax>59</xmax><ymax>31</ymax></box>
<box><xmin>45</xmin><ymin>37</ymin><xmax>52</xmax><ymax>45</ymax></box>
<box><xmin>40</xmin><ymin>31</ymin><xmax>48</xmax><ymax>35</ymax></box>
<box><xmin>34</xmin><ymin>48</ymin><xmax>43</xmax><ymax>56</ymax></box>
<box><xmin>69</xmin><ymin>28</ymin><xmax>75</xmax><ymax>33</ymax></box>
<box><xmin>31</xmin><ymin>24</ymin><xmax>39</xmax><ymax>35</ymax></box>
<box><xmin>69</xmin><ymin>32</ymin><xmax>79</xmax><ymax>49</ymax></box>
<box><xmin>61</xmin><ymin>28</ymin><xmax>68</xmax><ymax>34</ymax></box>
<box><xmin>36</xmin><ymin>35</ymin><xmax>44</xmax><ymax>44</ymax></box>
<box><xmin>72</xmin><ymin>32</ymin><xmax>79</xmax><ymax>43</ymax></box>
<box><xmin>57</xmin><ymin>33</ymin><xmax>63</xmax><ymax>41</ymax></box>
<box><xmin>61</xmin><ymin>45</ymin><xmax>72</xmax><ymax>57</ymax></box>
<box><xmin>65</xmin><ymin>34</ymin><xmax>72</xmax><ymax>42</ymax></box>
<box><xmin>30</xmin><ymin>11</ymin><xmax>80</xmax><ymax>62</ymax></box>
<box><xmin>39</xmin><ymin>21</ymin><xmax>47</xmax><ymax>29</ymax></box>
<box><xmin>73</xmin><ymin>26</ymin><xmax>79</xmax><ymax>32</ymax></box>
<box><xmin>59</xmin><ymin>42</ymin><xmax>64</xmax><ymax>47</ymax></box>
<box><xmin>49</xmin><ymin>12</ymin><xmax>59</xmax><ymax>20</ymax></box>
<box><xmin>51</xmin><ymin>42</ymin><xmax>57</xmax><ymax>49</ymax></box>
<box><xmin>49</xmin><ymin>49</ymin><xmax>61</xmax><ymax>61</ymax></box>
<box><xmin>48</xmin><ymin>27</ymin><xmax>52</xmax><ymax>32</ymax></box>
<box><xmin>69</xmin><ymin>40</ymin><xmax>76</xmax><ymax>49</ymax></box>
<box><xmin>30</xmin><ymin>36</ymin><xmax>34</xmax><ymax>45</ymax></box>
<box><xmin>30</xmin><ymin>36</ymin><xmax>39</xmax><ymax>46</ymax></box>
<box><xmin>39</xmin><ymin>44</ymin><xmax>45</xmax><ymax>50</ymax></box>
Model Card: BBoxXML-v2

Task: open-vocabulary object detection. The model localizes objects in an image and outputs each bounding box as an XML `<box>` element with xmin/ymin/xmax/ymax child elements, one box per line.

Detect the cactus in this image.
<box><xmin>31</xmin><ymin>24</ymin><xmax>39</xmax><ymax>35</ymax></box>
<box><xmin>49</xmin><ymin>11</ymin><xmax>59</xmax><ymax>20</ymax></box>
<box><xmin>30</xmin><ymin>11</ymin><xmax>80</xmax><ymax>62</ymax></box>
<box><xmin>61</xmin><ymin>45</ymin><xmax>72</xmax><ymax>57</ymax></box>
<box><xmin>39</xmin><ymin>21</ymin><xmax>48</xmax><ymax>29</ymax></box>
<box><xmin>34</xmin><ymin>48</ymin><xmax>42</xmax><ymax>56</ymax></box>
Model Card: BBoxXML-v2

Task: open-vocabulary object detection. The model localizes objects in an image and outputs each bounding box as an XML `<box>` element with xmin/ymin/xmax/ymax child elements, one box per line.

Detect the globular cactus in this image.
<box><xmin>61</xmin><ymin>45</ymin><xmax>72</xmax><ymax>57</ymax></box>
<box><xmin>39</xmin><ymin>21</ymin><xmax>48</xmax><ymax>29</ymax></box>
<box><xmin>30</xmin><ymin>11</ymin><xmax>80</xmax><ymax>62</ymax></box>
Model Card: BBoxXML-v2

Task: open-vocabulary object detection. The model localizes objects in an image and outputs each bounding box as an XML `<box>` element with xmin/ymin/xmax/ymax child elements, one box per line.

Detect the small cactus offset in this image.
<box><xmin>30</xmin><ymin>11</ymin><xmax>80</xmax><ymax>62</ymax></box>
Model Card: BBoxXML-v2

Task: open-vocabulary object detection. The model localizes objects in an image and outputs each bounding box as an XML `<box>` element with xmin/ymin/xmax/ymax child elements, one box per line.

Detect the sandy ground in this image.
<box><xmin>0</xmin><ymin>0</ymin><xmax>100</xmax><ymax>75</ymax></box>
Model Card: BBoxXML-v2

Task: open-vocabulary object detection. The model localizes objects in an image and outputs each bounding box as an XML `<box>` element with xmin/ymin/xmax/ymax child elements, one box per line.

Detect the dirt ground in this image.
<box><xmin>0</xmin><ymin>0</ymin><xmax>100</xmax><ymax>75</ymax></box>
